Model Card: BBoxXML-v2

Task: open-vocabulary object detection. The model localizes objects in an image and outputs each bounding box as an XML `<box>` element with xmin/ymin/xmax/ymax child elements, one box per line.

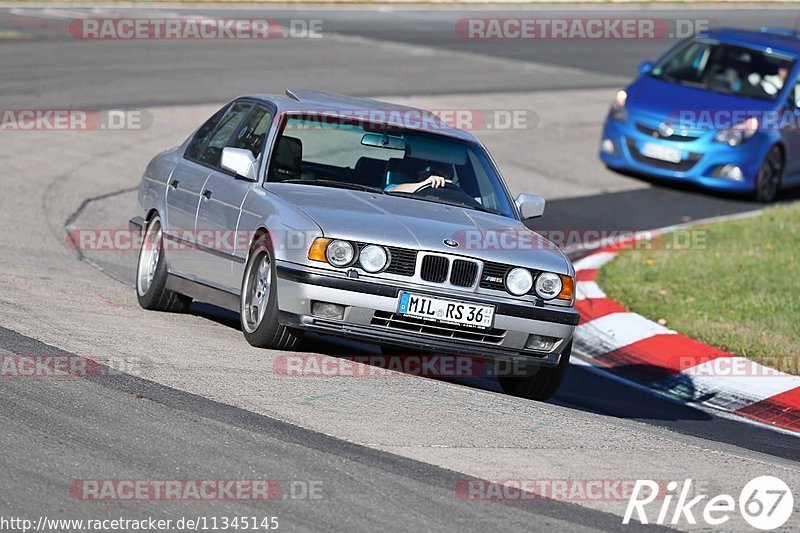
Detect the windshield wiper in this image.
<box><xmin>279</xmin><ymin>179</ymin><xmax>385</xmax><ymax>194</ymax></box>
<box><xmin>663</xmin><ymin>76</ymin><xmax>736</xmax><ymax>96</ymax></box>
<box><xmin>386</xmin><ymin>191</ymin><xmax>502</xmax><ymax>215</ymax></box>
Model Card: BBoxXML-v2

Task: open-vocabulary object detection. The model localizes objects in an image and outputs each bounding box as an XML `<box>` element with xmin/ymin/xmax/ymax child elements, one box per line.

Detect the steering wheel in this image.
<box><xmin>415</xmin><ymin>180</ymin><xmax>460</xmax><ymax>193</ymax></box>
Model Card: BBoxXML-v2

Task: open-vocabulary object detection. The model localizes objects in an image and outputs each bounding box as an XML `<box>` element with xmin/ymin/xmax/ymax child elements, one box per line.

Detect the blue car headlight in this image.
<box><xmin>713</xmin><ymin>117</ymin><xmax>759</xmax><ymax>147</ymax></box>
<box><xmin>609</xmin><ymin>89</ymin><xmax>628</xmax><ymax>122</ymax></box>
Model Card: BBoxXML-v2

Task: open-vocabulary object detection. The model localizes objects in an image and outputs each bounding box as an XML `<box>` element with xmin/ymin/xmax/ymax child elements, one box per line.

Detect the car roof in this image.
<box><xmin>698</xmin><ymin>28</ymin><xmax>800</xmax><ymax>58</ymax></box>
<box><xmin>239</xmin><ymin>89</ymin><xmax>480</xmax><ymax>143</ymax></box>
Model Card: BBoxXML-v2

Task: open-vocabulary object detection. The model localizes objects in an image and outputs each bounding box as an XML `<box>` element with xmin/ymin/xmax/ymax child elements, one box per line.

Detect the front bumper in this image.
<box><xmin>599</xmin><ymin>117</ymin><xmax>767</xmax><ymax>193</ymax></box>
<box><xmin>276</xmin><ymin>263</ymin><xmax>578</xmax><ymax>367</ymax></box>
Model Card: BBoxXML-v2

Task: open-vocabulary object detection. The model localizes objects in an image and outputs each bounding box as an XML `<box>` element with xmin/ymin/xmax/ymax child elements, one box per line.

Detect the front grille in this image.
<box><xmin>371</xmin><ymin>311</ymin><xmax>506</xmax><ymax>343</ymax></box>
<box><xmin>479</xmin><ymin>261</ymin><xmax>510</xmax><ymax>290</ymax></box>
<box><xmin>420</xmin><ymin>255</ymin><xmax>449</xmax><ymax>283</ymax></box>
<box><xmin>450</xmin><ymin>259</ymin><xmax>478</xmax><ymax>287</ymax></box>
<box><xmin>626</xmin><ymin>138</ymin><xmax>701</xmax><ymax>172</ymax></box>
<box><xmin>385</xmin><ymin>247</ymin><xmax>417</xmax><ymax>276</ymax></box>
<box><xmin>636</xmin><ymin>123</ymin><xmax>699</xmax><ymax>142</ymax></box>
<box><xmin>419</xmin><ymin>255</ymin><xmax>479</xmax><ymax>286</ymax></box>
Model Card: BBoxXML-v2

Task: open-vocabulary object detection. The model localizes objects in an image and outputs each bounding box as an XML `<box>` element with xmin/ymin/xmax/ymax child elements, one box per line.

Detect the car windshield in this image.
<box><xmin>267</xmin><ymin>114</ymin><xmax>516</xmax><ymax>218</ymax></box>
<box><xmin>649</xmin><ymin>39</ymin><xmax>795</xmax><ymax>101</ymax></box>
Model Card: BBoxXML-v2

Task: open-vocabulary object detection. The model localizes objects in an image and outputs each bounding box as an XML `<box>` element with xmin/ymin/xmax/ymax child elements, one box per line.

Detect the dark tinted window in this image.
<box><xmin>650</xmin><ymin>39</ymin><xmax>794</xmax><ymax>101</ymax></box>
<box><xmin>189</xmin><ymin>101</ymin><xmax>253</xmax><ymax>168</ymax></box>
<box><xmin>228</xmin><ymin>105</ymin><xmax>273</xmax><ymax>158</ymax></box>
<box><xmin>185</xmin><ymin>105</ymin><xmax>229</xmax><ymax>162</ymax></box>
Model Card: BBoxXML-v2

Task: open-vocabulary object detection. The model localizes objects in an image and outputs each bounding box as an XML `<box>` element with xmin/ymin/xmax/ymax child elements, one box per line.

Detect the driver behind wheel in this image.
<box><xmin>385</xmin><ymin>163</ymin><xmax>453</xmax><ymax>193</ymax></box>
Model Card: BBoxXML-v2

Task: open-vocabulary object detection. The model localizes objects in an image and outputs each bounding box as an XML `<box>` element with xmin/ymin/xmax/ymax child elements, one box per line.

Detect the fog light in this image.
<box><xmin>311</xmin><ymin>301</ymin><xmax>345</xmax><ymax>320</ymax></box>
<box><xmin>525</xmin><ymin>334</ymin><xmax>556</xmax><ymax>352</ymax></box>
<box><xmin>601</xmin><ymin>138</ymin><xmax>616</xmax><ymax>155</ymax></box>
<box><xmin>714</xmin><ymin>164</ymin><xmax>744</xmax><ymax>181</ymax></box>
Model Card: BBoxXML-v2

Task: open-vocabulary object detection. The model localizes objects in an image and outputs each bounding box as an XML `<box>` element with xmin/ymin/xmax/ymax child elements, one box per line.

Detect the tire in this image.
<box><xmin>754</xmin><ymin>146</ymin><xmax>783</xmax><ymax>203</ymax></box>
<box><xmin>498</xmin><ymin>341</ymin><xmax>572</xmax><ymax>401</ymax></box>
<box><xmin>240</xmin><ymin>238</ymin><xmax>302</xmax><ymax>350</ymax></box>
<box><xmin>136</xmin><ymin>215</ymin><xmax>191</xmax><ymax>312</ymax></box>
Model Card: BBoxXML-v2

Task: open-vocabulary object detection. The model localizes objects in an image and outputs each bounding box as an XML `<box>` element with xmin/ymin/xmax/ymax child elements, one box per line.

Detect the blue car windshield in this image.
<box><xmin>649</xmin><ymin>39</ymin><xmax>795</xmax><ymax>101</ymax></box>
<box><xmin>268</xmin><ymin>114</ymin><xmax>516</xmax><ymax>218</ymax></box>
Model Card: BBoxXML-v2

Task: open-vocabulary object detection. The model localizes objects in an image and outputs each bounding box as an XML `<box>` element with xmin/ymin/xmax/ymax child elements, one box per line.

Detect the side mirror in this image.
<box><xmin>221</xmin><ymin>147</ymin><xmax>257</xmax><ymax>181</ymax></box>
<box><xmin>516</xmin><ymin>193</ymin><xmax>546</xmax><ymax>220</ymax></box>
<box><xmin>638</xmin><ymin>60</ymin><xmax>653</xmax><ymax>76</ymax></box>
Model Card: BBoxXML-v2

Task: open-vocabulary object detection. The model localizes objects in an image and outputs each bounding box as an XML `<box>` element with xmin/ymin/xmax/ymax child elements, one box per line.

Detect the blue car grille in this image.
<box><xmin>635</xmin><ymin>123</ymin><xmax>699</xmax><ymax>142</ymax></box>
<box><xmin>626</xmin><ymin>138</ymin><xmax>702</xmax><ymax>172</ymax></box>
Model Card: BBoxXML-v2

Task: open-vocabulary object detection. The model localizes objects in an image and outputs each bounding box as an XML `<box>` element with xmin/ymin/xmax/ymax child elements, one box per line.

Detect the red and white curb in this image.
<box><xmin>572</xmin><ymin>242</ymin><xmax>800</xmax><ymax>434</ymax></box>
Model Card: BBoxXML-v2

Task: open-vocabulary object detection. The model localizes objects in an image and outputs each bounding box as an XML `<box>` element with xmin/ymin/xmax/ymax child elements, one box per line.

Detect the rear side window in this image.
<box><xmin>227</xmin><ymin>105</ymin><xmax>273</xmax><ymax>158</ymax></box>
<box><xmin>186</xmin><ymin>101</ymin><xmax>253</xmax><ymax>168</ymax></box>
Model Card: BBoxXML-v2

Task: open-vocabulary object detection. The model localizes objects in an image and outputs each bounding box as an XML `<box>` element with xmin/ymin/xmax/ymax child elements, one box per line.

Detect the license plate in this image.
<box><xmin>396</xmin><ymin>292</ymin><xmax>495</xmax><ymax>329</ymax></box>
<box><xmin>640</xmin><ymin>142</ymin><xmax>682</xmax><ymax>163</ymax></box>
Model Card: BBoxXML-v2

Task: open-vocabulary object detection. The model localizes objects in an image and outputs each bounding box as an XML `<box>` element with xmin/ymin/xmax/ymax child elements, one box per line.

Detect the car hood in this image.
<box><xmin>627</xmin><ymin>75</ymin><xmax>776</xmax><ymax>131</ymax></box>
<box><xmin>269</xmin><ymin>184</ymin><xmax>571</xmax><ymax>275</ymax></box>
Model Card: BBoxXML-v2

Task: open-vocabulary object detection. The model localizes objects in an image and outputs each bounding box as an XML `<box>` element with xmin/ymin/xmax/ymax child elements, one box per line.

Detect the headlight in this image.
<box><xmin>610</xmin><ymin>89</ymin><xmax>628</xmax><ymax>122</ymax></box>
<box><xmin>325</xmin><ymin>240</ymin><xmax>355</xmax><ymax>267</ymax></box>
<box><xmin>713</xmin><ymin>117</ymin><xmax>758</xmax><ymax>147</ymax></box>
<box><xmin>505</xmin><ymin>267</ymin><xmax>533</xmax><ymax>296</ymax></box>
<box><xmin>359</xmin><ymin>244</ymin><xmax>388</xmax><ymax>273</ymax></box>
<box><xmin>535</xmin><ymin>272</ymin><xmax>563</xmax><ymax>300</ymax></box>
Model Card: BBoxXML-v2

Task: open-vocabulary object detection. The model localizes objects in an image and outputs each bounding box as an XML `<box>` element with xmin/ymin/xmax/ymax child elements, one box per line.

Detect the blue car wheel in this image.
<box><xmin>755</xmin><ymin>146</ymin><xmax>784</xmax><ymax>203</ymax></box>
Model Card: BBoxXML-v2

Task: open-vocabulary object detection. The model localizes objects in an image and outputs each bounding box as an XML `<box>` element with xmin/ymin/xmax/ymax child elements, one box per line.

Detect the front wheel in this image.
<box><xmin>754</xmin><ymin>146</ymin><xmax>783</xmax><ymax>203</ymax></box>
<box><xmin>240</xmin><ymin>242</ymin><xmax>302</xmax><ymax>350</ymax></box>
<box><xmin>498</xmin><ymin>341</ymin><xmax>572</xmax><ymax>401</ymax></box>
<box><xmin>135</xmin><ymin>215</ymin><xmax>191</xmax><ymax>312</ymax></box>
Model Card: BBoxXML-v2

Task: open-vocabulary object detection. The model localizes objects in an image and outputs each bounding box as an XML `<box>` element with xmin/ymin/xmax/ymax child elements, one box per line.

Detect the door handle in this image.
<box><xmin>202</xmin><ymin>189</ymin><xmax>213</xmax><ymax>200</ymax></box>
<box><xmin>169</xmin><ymin>179</ymin><xmax>179</xmax><ymax>189</ymax></box>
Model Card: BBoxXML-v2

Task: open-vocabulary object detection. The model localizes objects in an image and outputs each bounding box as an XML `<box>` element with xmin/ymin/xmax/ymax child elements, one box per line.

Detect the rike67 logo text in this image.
<box><xmin>624</xmin><ymin>476</ymin><xmax>794</xmax><ymax>530</ymax></box>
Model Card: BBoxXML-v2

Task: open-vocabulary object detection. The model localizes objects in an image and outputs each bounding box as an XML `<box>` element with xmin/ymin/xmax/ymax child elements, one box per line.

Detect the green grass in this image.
<box><xmin>598</xmin><ymin>203</ymin><xmax>800</xmax><ymax>372</ymax></box>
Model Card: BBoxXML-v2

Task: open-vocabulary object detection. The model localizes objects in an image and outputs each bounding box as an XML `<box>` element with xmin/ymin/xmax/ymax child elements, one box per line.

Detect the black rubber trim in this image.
<box><xmin>128</xmin><ymin>215</ymin><xmax>144</xmax><ymax>234</ymax></box>
<box><xmin>166</xmin><ymin>273</ymin><xmax>239</xmax><ymax>312</ymax></box>
<box><xmin>276</xmin><ymin>265</ymin><xmax>580</xmax><ymax>326</ymax></box>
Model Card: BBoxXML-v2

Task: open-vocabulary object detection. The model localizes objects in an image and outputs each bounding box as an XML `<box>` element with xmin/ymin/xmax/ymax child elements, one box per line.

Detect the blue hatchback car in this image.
<box><xmin>600</xmin><ymin>28</ymin><xmax>800</xmax><ymax>202</ymax></box>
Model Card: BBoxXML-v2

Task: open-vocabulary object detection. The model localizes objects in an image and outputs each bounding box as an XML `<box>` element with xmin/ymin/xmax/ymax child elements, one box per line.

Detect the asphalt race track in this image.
<box><xmin>1</xmin><ymin>4</ymin><xmax>799</xmax><ymax>532</ymax></box>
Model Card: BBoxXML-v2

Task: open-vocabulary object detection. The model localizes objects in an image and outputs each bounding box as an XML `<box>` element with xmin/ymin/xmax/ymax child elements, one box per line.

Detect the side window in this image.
<box><xmin>192</xmin><ymin>101</ymin><xmax>253</xmax><ymax>169</ymax></box>
<box><xmin>227</xmin><ymin>105</ymin><xmax>273</xmax><ymax>158</ymax></box>
<box><xmin>185</xmin><ymin>105</ymin><xmax>229</xmax><ymax>162</ymax></box>
<box><xmin>794</xmin><ymin>82</ymin><xmax>800</xmax><ymax>109</ymax></box>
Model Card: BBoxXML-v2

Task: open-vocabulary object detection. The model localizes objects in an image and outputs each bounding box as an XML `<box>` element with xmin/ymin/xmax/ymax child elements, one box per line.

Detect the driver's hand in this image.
<box><xmin>423</xmin><ymin>175</ymin><xmax>451</xmax><ymax>189</ymax></box>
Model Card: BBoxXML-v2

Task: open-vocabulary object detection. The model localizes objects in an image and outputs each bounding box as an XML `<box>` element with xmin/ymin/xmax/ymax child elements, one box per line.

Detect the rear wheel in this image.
<box><xmin>754</xmin><ymin>146</ymin><xmax>783</xmax><ymax>203</ymax></box>
<box><xmin>135</xmin><ymin>215</ymin><xmax>191</xmax><ymax>312</ymax></box>
<box><xmin>240</xmin><ymin>239</ymin><xmax>302</xmax><ymax>350</ymax></box>
<box><xmin>498</xmin><ymin>341</ymin><xmax>572</xmax><ymax>401</ymax></box>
